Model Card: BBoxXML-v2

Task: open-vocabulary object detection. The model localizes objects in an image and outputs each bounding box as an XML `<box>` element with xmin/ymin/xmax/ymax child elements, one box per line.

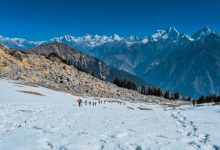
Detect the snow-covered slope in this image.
<box><xmin>0</xmin><ymin>79</ymin><xmax>219</xmax><ymax>150</ymax></box>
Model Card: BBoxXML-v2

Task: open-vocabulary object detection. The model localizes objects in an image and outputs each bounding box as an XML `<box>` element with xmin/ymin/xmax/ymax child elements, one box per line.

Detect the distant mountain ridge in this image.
<box><xmin>145</xmin><ymin>33</ymin><xmax>220</xmax><ymax>98</ymax></box>
<box><xmin>1</xmin><ymin>27</ymin><xmax>220</xmax><ymax>98</ymax></box>
<box><xmin>0</xmin><ymin>27</ymin><xmax>216</xmax><ymax>52</ymax></box>
<box><xmin>0</xmin><ymin>35</ymin><xmax>44</xmax><ymax>50</ymax></box>
<box><xmin>0</xmin><ymin>34</ymin><xmax>147</xmax><ymax>51</ymax></box>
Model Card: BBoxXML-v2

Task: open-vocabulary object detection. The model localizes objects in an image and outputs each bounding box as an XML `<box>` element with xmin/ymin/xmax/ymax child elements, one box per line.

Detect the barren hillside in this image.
<box><xmin>0</xmin><ymin>45</ymin><xmax>166</xmax><ymax>102</ymax></box>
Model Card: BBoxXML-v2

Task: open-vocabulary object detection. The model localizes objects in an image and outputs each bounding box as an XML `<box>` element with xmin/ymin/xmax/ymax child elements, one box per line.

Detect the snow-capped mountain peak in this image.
<box><xmin>128</xmin><ymin>35</ymin><xmax>138</xmax><ymax>41</ymax></box>
<box><xmin>199</xmin><ymin>26</ymin><xmax>212</xmax><ymax>34</ymax></box>
<box><xmin>166</xmin><ymin>27</ymin><xmax>180</xmax><ymax>38</ymax></box>
<box><xmin>141</xmin><ymin>38</ymin><xmax>148</xmax><ymax>44</ymax></box>
<box><xmin>49</xmin><ymin>34</ymin><xmax>111</xmax><ymax>49</ymax></box>
<box><xmin>150</xmin><ymin>30</ymin><xmax>166</xmax><ymax>41</ymax></box>
<box><xmin>113</xmin><ymin>34</ymin><xmax>122</xmax><ymax>41</ymax></box>
<box><xmin>191</xmin><ymin>27</ymin><xmax>213</xmax><ymax>40</ymax></box>
<box><xmin>0</xmin><ymin>35</ymin><xmax>44</xmax><ymax>50</ymax></box>
<box><xmin>167</xmin><ymin>27</ymin><xmax>178</xmax><ymax>33</ymax></box>
<box><xmin>150</xmin><ymin>27</ymin><xmax>180</xmax><ymax>41</ymax></box>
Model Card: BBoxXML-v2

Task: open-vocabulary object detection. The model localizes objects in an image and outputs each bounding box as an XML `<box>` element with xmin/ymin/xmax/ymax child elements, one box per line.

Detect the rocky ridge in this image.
<box><xmin>27</xmin><ymin>42</ymin><xmax>146</xmax><ymax>86</ymax></box>
<box><xmin>0</xmin><ymin>45</ymin><xmax>169</xmax><ymax>102</ymax></box>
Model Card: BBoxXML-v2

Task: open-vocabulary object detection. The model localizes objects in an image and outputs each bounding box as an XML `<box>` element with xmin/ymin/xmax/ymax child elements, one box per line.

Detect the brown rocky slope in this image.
<box><xmin>0</xmin><ymin>45</ymin><xmax>170</xmax><ymax>102</ymax></box>
<box><xmin>28</xmin><ymin>42</ymin><xmax>146</xmax><ymax>87</ymax></box>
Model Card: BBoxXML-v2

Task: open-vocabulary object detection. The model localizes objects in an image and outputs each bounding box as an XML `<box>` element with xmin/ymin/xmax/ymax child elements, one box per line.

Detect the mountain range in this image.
<box><xmin>146</xmin><ymin>33</ymin><xmax>220</xmax><ymax>98</ymax></box>
<box><xmin>0</xmin><ymin>27</ymin><xmax>219</xmax><ymax>98</ymax></box>
<box><xmin>28</xmin><ymin>42</ymin><xmax>146</xmax><ymax>86</ymax></box>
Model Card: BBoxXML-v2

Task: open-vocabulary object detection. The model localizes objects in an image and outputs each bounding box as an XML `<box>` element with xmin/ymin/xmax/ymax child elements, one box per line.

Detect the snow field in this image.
<box><xmin>0</xmin><ymin>79</ymin><xmax>219</xmax><ymax>150</ymax></box>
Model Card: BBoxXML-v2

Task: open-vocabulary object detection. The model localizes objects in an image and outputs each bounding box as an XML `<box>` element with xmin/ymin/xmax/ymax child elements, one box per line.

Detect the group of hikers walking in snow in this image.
<box><xmin>78</xmin><ymin>97</ymin><xmax>196</xmax><ymax>107</ymax></box>
<box><xmin>77</xmin><ymin>98</ymin><xmax>106</xmax><ymax>107</ymax></box>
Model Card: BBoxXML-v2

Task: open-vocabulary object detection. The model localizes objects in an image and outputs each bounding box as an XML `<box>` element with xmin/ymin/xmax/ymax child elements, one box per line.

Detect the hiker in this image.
<box><xmin>77</xmin><ymin>98</ymin><xmax>82</xmax><ymax>107</ymax></box>
<box><xmin>85</xmin><ymin>100</ymin><xmax>87</xmax><ymax>105</ymax></box>
<box><xmin>89</xmin><ymin>101</ymin><xmax>91</xmax><ymax>105</ymax></box>
<box><xmin>192</xmin><ymin>100</ymin><xmax>196</xmax><ymax>106</ymax></box>
<box><xmin>80</xmin><ymin>99</ymin><xmax>82</xmax><ymax>106</ymax></box>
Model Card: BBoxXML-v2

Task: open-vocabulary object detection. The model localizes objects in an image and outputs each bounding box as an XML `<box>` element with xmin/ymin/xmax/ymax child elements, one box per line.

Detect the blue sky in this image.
<box><xmin>0</xmin><ymin>0</ymin><xmax>219</xmax><ymax>40</ymax></box>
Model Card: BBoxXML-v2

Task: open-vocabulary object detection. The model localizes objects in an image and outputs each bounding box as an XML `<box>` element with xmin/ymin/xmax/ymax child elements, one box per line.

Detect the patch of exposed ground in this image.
<box><xmin>137</xmin><ymin>106</ymin><xmax>152</xmax><ymax>111</ymax></box>
<box><xmin>17</xmin><ymin>90</ymin><xmax>44</xmax><ymax>96</ymax></box>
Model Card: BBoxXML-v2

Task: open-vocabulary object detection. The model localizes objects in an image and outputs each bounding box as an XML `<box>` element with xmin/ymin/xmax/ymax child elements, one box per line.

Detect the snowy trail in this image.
<box><xmin>170</xmin><ymin>111</ymin><xmax>214</xmax><ymax>149</ymax></box>
<box><xmin>0</xmin><ymin>79</ymin><xmax>220</xmax><ymax>150</ymax></box>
